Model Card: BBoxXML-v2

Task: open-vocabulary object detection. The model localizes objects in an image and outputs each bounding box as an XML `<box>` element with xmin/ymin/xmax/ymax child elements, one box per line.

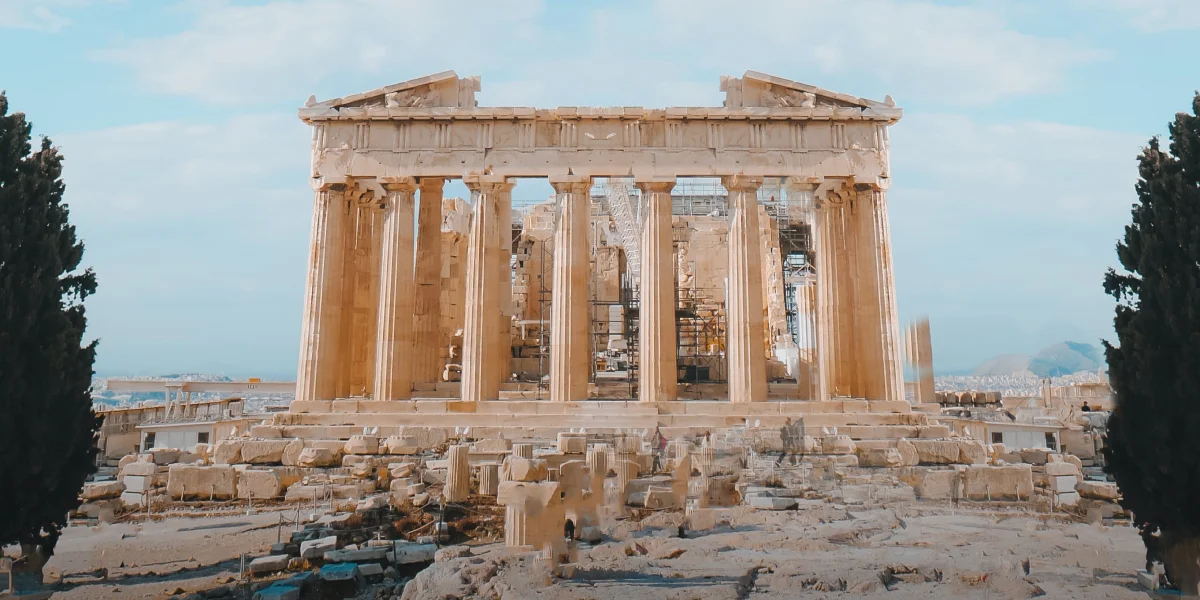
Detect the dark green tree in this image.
<box><xmin>1103</xmin><ymin>92</ymin><xmax>1200</xmax><ymax>592</ymax></box>
<box><xmin>0</xmin><ymin>92</ymin><xmax>100</xmax><ymax>572</ymax></box>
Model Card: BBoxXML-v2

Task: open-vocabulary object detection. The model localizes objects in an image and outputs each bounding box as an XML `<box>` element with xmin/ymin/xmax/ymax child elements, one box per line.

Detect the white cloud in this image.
<box><xmin>54</xmin><ymin>114</ymin><xmax>315</xmax><ymax>375</ymax></box>
<box><xmin>888</xmin><ymin>113</ymin><xmax>1146</xmax><ymax>368</ymax></box>
<box><xmin>97</xmin><ymin>0</ymin><xmax>1095</xmax><ymax>107</ymax></box>
<box><xmin>0</xmin><ymin>0</ymin><xmax>91</xmax><ymax>31</ymax></box>
<box><xmin>96</xmin><ymin>0</ymin><xmax>544</xmax><ymax>105</ymax></box>
<box><xmin>57</xmin><ymin>114</ymin><xmax>308</xmax><ymax>221</ymax></box>
<box><xmin>1080</xmin><ymin>0</ymin><xmax>1200</xmax><ymax>32</ymax></box>
<box><xmin>648</xmin><ymin>0</ymin><xmax>1098</xmax><ymax>105</ymax></box>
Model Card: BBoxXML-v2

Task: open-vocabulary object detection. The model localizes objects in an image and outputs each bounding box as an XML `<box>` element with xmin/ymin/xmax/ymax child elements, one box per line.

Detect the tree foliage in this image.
<box><xmin>0</xmin><ymin>92</ymin><xmax>100</xmax><ymax>556</ymax></box>
<box><xmin>1103</xmin><ymin>92</ymin><xmax>1200</xmax><ymax>576</ymax></box>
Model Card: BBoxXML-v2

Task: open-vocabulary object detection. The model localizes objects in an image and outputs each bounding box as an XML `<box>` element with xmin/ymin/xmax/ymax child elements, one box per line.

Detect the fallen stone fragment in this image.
<box><xmin>248</xmin><ymin>555</ymin><xmax>289</xmax><ymax>575</ymax></box>
<box><xmin>393</xmin><ymin>542</ymin><xmax>437</xmax><ymax>565</ymax></box>
<box><xmin>81</xmin><ymin>481</ymin><xmax>125</xmax><ymax>500</ymax></box>
<box><xmin>299</xmin><ymin>535</ymin><xmax>338</xmax><ymax>560</ymax></box>
<box><xmin>1077</xmin><ymin>481</ymin><xmax>1119</xmax><ymax>500</ymax></box>
<box><xmin>323</xmin><ymin>547</ymin><xmax>387</xmax><ymax>564</ymax></box>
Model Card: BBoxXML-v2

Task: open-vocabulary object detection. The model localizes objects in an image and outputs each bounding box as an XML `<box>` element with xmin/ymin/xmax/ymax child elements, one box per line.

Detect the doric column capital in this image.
<box><xmin>313</xmin><ymin>182</ymin><xmax>347</xmax><ymax>195</ymax></box>
<box><xmin>463</xmin><ymin>173</ymin><xmax>514</xmax><ymax>194</ymax></box>
<box><xmin>814</xmin><ymin>178</ymin><xmax>851</xmax><ymax>209</ymax></box>
<box><xmin>721</xmin><ymin>174</ymin><xmax>763</xmax><ymax>192</ymax></box>
<box><xmin>379</xmin><ymin>176</ymin><xmax>417</xmax><ymax>194</ymax></box>
<box><xmin>310</xmin><ymin>175</ymin><xmax>348</xmax><ymax>192</ymax></box>
<box><xmin>549</xmin><ymin>174</ymin><xmax>592</xmax><ymax>195</ymax></box>
<box><xmin>850</xmin><ymin>176</ymin><xmax>891</xmax><ymax>193</ymax></box>
<box><xmin>635</xmin><ymin>178</ymin><xmax>675</xmax><ymax>195</ymax></box>
<box><xmin>417</xmin><ymin>177</ymin><xmax>446</xmax><ymax>192</ymax></box>
<box><xmin>782</xmin><ymin>176</ymin><xmax>821</xmax><ymax>194</ymax></box>
<box><xmin>820</xmin><ymin>188</ymin><xmax>848</xmax><ymax>207</ymax></box>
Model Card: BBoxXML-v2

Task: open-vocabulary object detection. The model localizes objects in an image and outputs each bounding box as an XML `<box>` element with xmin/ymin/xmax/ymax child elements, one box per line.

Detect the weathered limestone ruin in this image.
<box><xmin>275</xmin><ymin>69</ymin><xmax>917</xmax><ymax>452</ymax></box>
<box><xmin>57</xmin><ymin>71</ymin><xmax>1141</xmax><ymax>600</ymax></box>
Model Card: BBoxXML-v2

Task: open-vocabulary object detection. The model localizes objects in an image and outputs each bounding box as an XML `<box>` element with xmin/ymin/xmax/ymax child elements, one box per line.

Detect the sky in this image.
<box><xmin>1</xmin><ymin>0</ymin><xmax>1198</xmax><ymax>378</ymax></box>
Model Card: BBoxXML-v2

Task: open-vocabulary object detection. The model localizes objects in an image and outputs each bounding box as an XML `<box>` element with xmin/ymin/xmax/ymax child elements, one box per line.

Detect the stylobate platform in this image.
<box><xmin>268</xmin><ymin>398</ymin><xmax>940</xmax><ymax>445</ymax></box>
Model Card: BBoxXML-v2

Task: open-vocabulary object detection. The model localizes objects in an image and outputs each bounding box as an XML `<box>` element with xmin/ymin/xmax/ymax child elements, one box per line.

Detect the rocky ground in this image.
<box><xmin>410</xmin><ymin>504</ymin><xmax>1147</xmax><ymax>599</ymax></box>
<box><xmin>38</xmin><ymin>510</ymin><xmax>281</xmax><ymax>599</ymax></box>
<box><xmin>28</xmin><ymin>501</ymin><xmax>1149</xmax><ymax>599</ymax></box>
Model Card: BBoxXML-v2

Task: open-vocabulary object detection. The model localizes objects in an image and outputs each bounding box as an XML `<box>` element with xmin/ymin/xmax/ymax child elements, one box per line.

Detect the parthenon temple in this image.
<box><xmin>284</xmin><ymin>70</ymin><xmax>911</xmax><ymax>434</ymax></box>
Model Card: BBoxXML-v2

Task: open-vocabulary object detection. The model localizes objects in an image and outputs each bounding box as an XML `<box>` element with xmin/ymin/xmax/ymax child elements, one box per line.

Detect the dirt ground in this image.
<box><xmin>22</xmin><ymin>502</ymin><xmax>1149</xmax><ymax>599</ymax></box>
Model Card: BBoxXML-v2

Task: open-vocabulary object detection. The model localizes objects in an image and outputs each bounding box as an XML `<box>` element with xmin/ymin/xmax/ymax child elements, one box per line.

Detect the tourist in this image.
<box><xmin>1081</xmin><ymin>401</ymin><xmax>1092</xmax><ymax>412</ymax></box>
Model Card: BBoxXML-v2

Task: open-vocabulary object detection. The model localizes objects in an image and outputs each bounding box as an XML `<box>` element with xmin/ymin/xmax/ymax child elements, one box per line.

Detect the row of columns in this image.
<box><xmin>297</xmin><ymin>177</ymin><xmax>449</xmax><ymax>404</ymax></box>
<box><xmin>297</xmin><ymin>174</ymin><xmax>905</xmax><ymax>405</ymax></box>
<box><xmin>808</xmin><ymin>181</ymin><xmax>905</xmax><ymax>402</ymax></box>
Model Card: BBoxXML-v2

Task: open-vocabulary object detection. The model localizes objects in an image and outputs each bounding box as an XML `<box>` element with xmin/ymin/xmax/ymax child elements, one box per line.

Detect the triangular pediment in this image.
<box><xmin>304</xmin><ymin>70</ymin><xmax>480</xmax><ymax>110</ymax></box>
<box><xmin>722</xmin><ymin>70</ymin><xmax>896</xmax><ymax>110</ymax></box>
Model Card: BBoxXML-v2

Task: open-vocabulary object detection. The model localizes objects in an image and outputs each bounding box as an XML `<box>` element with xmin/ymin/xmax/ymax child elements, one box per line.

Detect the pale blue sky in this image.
<box><xmin>2</xmin><ymin>0</ymin><xmax>1197</xmax><ymax>377</ymax></box>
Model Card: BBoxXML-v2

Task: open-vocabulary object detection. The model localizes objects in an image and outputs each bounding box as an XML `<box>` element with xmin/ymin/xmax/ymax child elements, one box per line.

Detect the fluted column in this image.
<box><xmin>461</xmin><ymin>175</ymin><xmax>512</xmax><ymax>402</ymax></box>
<box><xmin>549</xmin><ymin>175</ymin><xmax>592</xmax><ymax>403</ymax></box>
<box><xmin>869</xmin><ymin>186</ymin><xmax>906</xmax><ymax>402</ymax></box>
<box><xmin>334</xmin><ymin>193</ymin><xmax>360</xmax><ymax>399</ymax></box>
<box><xmin>816</xmin><ymin>188</ymin><xmax>848</xmax><ymax>397</ymax></box>
<box><xmin>412</xmin><ymin>177</ymin><xmax>445</xmax><ymax>385</ymax></box>
<box><xmin>637</xmin><ymin>180</ymin><xmax>677</xmax><ymax>402</ymax></box>
<box><xmin>297</xmin><ymin>183</ymin><xmax>349</xmax><ymax>403</ymax></box>
<box><xmin>495</xmin><ymin>187</ymin><xmax>514</xmax><ymax>389</ymax></box>
<box><xmin>444</xmin><ymin>444</ymin><xmax>470</xmax><ymax>502</ymax></box>
<box><xmin>373</xmin><ymin>179</ymin><xmax>417</xmax><ymax>401</ymax></box>
<box><xmin>723</xmin><ymin>175</ymin><xmax>767</xmax><ymax>403</ymax></box>
<box><xmin>782</xmin><ymin>177</ymin><xmax>830</xmax><ymax>403</ymax></box>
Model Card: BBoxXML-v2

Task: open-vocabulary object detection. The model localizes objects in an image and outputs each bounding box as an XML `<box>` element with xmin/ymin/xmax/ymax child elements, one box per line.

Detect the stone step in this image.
<box><xmin>285</xmin><ymin>399</ymin><xmax>912</xmax><ymax>416</ymax></box>
<box><xmin>271</xmin><ymin>410</ymin><xmax>923</xmax><ymax>429</ymax></box>
<box><xmin>271</xmin><ymin>421</ymin><xmax>927</xmax><ymax>444</ymax></box>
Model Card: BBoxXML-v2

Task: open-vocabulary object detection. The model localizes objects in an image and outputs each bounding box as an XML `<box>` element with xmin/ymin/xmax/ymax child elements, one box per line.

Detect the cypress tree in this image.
<box><xmin>1104</xmin><ymin>92</ymin><xmax>1200</xmax><ymax>592</ymax></box>
<box><xmin>0</xmin><ymin>92</ymin><xmax>100</xmax><ymax>570</ymax></box>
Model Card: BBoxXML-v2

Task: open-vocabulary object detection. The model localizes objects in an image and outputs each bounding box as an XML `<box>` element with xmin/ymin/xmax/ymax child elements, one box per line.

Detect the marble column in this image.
<box><xmin>869</xmin><ymin>186</ymin><xmax>906</xmax><ymax>403</ymax></box>
<box><xmin>911</xmin><ymin>318</ymin><xmax>935</xmax><ymax>405</ymax></box>
<box><xmin>412</xmin><ymin>177</ymin><xmax>445</xmax><ymax>385</ymax></box>
<box><xmin>849</xmin><ymin>188</ymin><xmax>882</xmax><ymax>401</ymax></box>
<box><xmin>587</xmin><ymin>444</ymin><xmax>609</xmax><ymax>480</ymax></box>
<box><xmin>461</xmin><ymin>176</ymin><xmax>512</xmax><ymax>403</ymax></box>
<box><xmin>785</xmin><ymin>178</ymin><xmax>826</xmax><ymax>401</ymax></box>
<box><xmin>549</xmin><ymin>176</ymin><xmax>592</xmax><ymax>403</ymax></box>
<box><xmin>360</xmin><ymin>203</ymin><xmax>383</xmax><ymax>394</ymax></box>
<box><xmin>296</xmin><ymin>183</ymin><xmax>348</xmax><ymax>403</ymax></box>
<box><xmin>479</xmin><ymin>463</ymin><xmax>500</xmax><ymax>496</ymax></box>
<box><xmin>816</xmin><ymin>187</ymin><xmax>850</xmax><ymax>397</ymax></box>
<box><xmin>334</xmin><ymin>193</ymin><xmax>362</xmax><ymax>399</ymax></box>
<box><xmin>512</xmin><ymin>443</ymin><xmax>534</xmax><ymax>460</ymax></box>
<box><xmin>495</xmin><ymin>188</ymin><xmax>514</xmax><ymax>388</ymax></box>
<box><xmin>373</xmin><ymin>179</ymin><xmax>417</xmax><ymax>401</ymax></box>
<box><xmin>444</xmin><ymin>444</ymin><xmax>470</xmax><ymax>502</ymax></box>
<box><xmin>504</xmin><ymin>506</ymin><xmax>528</xmax><ymax>546</ymax></box>
<box><xmin>723</xmin><ymin>175</ymin><xmax>767</xmax><ymax>403</ymax></box>
<box><xmin>637</xmin><ymin>180</ymin><xmax>677</xmax><ymax>403</ymax></box>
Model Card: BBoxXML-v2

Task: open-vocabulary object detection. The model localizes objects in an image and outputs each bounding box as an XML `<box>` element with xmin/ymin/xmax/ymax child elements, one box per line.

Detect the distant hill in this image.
<box><xmin>1027</xmin><ymin>341</ymin><xmax>1104</xmax><ymax>377</ymax></box>
<box><xmin>968</xmin><ymin>341</ymin><xmax>1104</xmax><ymax>377</ymax></box>
<box><xmin>972</xmin><ymin>354</ymin><xmax>1034</xmax><ymax>377</ymax></box>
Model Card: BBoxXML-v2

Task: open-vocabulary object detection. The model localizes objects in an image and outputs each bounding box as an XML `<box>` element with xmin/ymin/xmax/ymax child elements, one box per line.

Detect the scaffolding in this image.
<box><xmin>675</xmin><ymin>287</ymin><xmax>727</xmax><ymax>383</ymax></box>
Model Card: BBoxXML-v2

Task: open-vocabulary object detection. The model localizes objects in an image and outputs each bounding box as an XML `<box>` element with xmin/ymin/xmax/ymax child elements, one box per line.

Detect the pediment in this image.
<box><xmin>304</xmin><ymin>70</ymin><xmax>481</xmax><ymax>110</ymax></box>
<box><xmin>721</xmin><ymin>70</ymin><xmax>896</xmax><ymax>110</ymax></box>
